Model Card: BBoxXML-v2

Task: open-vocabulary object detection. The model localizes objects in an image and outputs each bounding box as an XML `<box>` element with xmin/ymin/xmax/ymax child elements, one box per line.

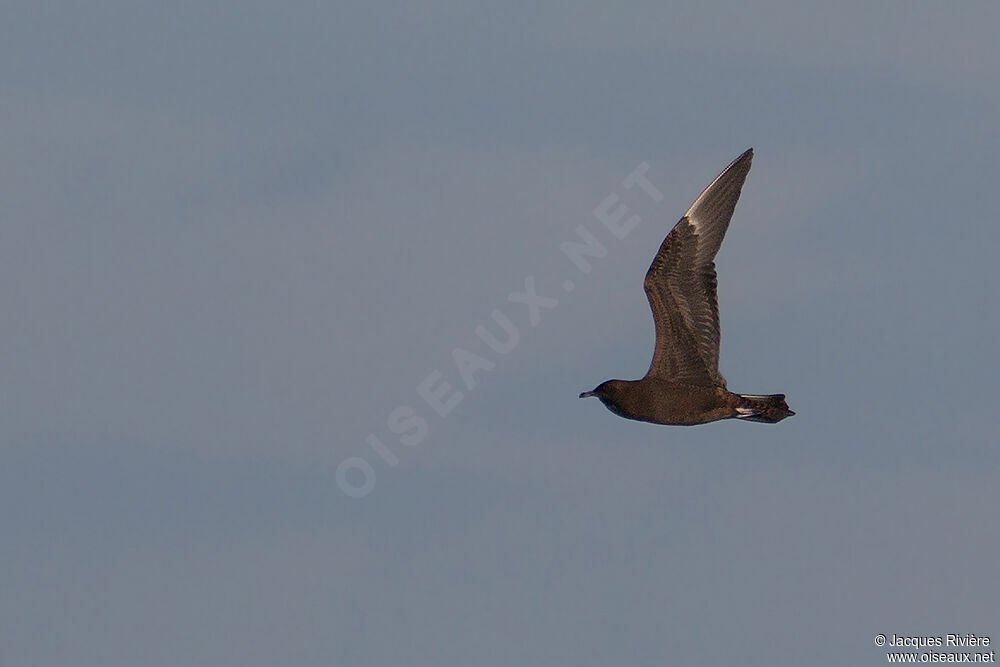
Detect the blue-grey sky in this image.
<box><xmin>2</xmin><ymin>2</ymin><xmax>999</xmax><ymax>665</ymax></box>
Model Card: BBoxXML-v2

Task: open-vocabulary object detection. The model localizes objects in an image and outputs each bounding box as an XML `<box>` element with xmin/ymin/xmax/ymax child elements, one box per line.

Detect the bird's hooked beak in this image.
<box><xmin>579</xmin><ymin>390</ymin><xmax>596</xmax><ymax>399</ymax></box>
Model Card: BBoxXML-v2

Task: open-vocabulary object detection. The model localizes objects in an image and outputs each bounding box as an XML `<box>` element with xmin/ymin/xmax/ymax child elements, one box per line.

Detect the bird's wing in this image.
<box><xmin>643</xmin><ymin>149</ymin><xmax>753</xmax><ymax>386</ymax></box>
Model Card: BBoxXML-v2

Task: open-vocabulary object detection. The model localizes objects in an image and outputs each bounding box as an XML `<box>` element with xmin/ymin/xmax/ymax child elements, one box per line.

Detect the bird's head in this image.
<box><xmin>580</xmin><ymin>379</ymin><xmax>633</xmax><ymax>418</ymax></box>
<box><xmin>579</xmin><ymin>380</ymin><xmax>628</xmax><ymax>403</ymax></box>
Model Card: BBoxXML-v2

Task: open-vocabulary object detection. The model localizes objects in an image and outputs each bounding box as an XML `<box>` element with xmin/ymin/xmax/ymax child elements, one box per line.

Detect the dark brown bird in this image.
<box><xmin>580</xmin><ymin>148</ymin><xmax>794</xmax><ymax>425</ymax></box>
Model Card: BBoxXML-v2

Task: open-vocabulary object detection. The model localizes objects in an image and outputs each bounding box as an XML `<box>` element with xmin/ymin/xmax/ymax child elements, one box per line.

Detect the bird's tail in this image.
<box><xmin>736</xmin><ymin>394</ymin><xmax>795</xmax><ymax>423</ymax></box>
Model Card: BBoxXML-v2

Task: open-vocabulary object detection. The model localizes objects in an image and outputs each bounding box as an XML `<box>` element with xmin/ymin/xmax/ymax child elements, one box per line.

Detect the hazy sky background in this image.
<box><xmin>2</xmin><ymin>2</ymin><xmax>999</xmax><ymax>665</ymax></box>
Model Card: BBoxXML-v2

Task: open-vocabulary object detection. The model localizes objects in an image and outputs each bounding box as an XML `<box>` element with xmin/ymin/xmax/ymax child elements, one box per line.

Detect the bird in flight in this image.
<box><xmin>580</xmin><ymin>149</ymin><xmax>794</xmax><ymax>425</ymax></box>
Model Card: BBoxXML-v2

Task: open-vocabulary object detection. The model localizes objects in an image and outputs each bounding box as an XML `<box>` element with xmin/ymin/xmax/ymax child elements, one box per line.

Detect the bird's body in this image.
<box><xmin>586</xmin><ymin>379</ymin><xmax>737</xmax><ymax>426</ymax></box>
<box><xmin>579</xmin><ymin>149</ymin><xmax>794</xmax><ymax>426</ymax></box>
